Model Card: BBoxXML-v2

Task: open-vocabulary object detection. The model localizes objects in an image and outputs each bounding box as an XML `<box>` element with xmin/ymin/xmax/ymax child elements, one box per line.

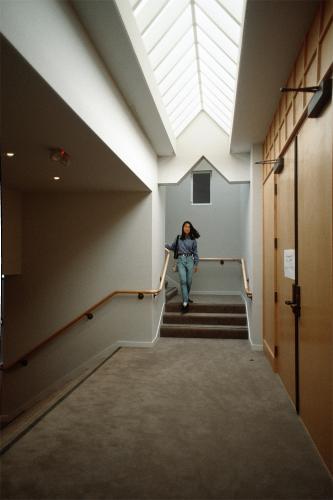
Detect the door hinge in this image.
<box><xmin>274</xmin><ymin>345</ymin><xmax>279</xmax><ymax>357</ymax></box>
<box><xmin>274</xmin><ymin>237</ymin><xmax>278</xmax><ymax>249</ymax></box>
<box><xmin>274</xmin><ymin>291</ymin><xmax>278</xmax><ymax>302</ymax></box>
<box><xmin>274</xmin><ymin>183</ymin><xmax>278</xmax><ymax>195</ymax></box>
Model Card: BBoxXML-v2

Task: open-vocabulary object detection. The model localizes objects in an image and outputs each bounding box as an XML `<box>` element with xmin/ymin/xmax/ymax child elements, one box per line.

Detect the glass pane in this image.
<box><xmin>149</xmin><ymin>6</ymin><xmax>192</xmax><ymax>66</ymax></box>
<box><xmin>193</xmin><ymin>172</ymin><xmax>211</xmax><ymax>204</ymax></box>
<box><xmin>203</xmin><ymin>100</ymin><xmax>231</xmax><ymax>131</ymax></box>
<box><xmin>169</xmin><ymin>87</ymin><xmax>201</xmax><ymax>123</ymax></box>
<box><xmin>197</xmin><ymin>27</ymin><xmax>237</xmax><ymax>78</ymax></box>
<box><xmin>202</xmin><ymin>88</ymin><xmax>232</xmax><ymax>119</ymax></box>
<box><xmin>162</xmin><ymin>61</ymin><xmax>197</xmax><ymax>102</ymax></box>
<box><xmin>174</xmin><ymin>106</ymin><xmax>201</xmax><ymax>137</ymax></box>
<box><xmin>135</xmin><ymin>0</ymin><xmax>169</xmax><ymax>34</ymax></box>
<box><xmin>196</xmin><ymin>0</ymin><xmax>241</xmax><ymax>45</ymax></box>
<box><xmin>165</xmin><ymin>76</ymin><xmax>200</xmax><ymax>115</ymax></box>
<box><xmin>200</xmin><ymin>75</ymin><xmax>233</xmax><ymax>111</ymax></box>
<box><xmin>200</xmin><ymin>62</ymin><xmax>234</xmax><ymax>101</ymax></box>
<box><xmin>158</xmin><ymin>46</ymin><xmax>196</xmax><ymax>92</ymax></box>
<box><xmin>154</xmin><ymin>30</ymin><xmax>194</xmax><ymax>81</ymax></box>
<box><xmin>171</xmin><ymin>96</ymin><xmax>201</xmax><ymax>128</ymax></box>
<box><xmin>217</xmin><ymin>0</ymin><xmax>244</xmax><ymax>23</ymax></box>
<box><xmin>142</xmin><ymin>0</ymin><xmax>189</xmax><ymax>52</ymax></box>
<box><xmin>199</xmin><ymin>45</ymin><xmax>235</xmax><ymax>91</ymax></box>
<box><xmin>195</xmin><ymin>6</ymin><xmax>238</xmax><ymax>62</ymax></box>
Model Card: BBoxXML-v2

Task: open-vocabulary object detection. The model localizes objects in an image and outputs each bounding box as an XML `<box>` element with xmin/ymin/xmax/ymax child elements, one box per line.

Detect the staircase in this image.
<box><xmin>161</xmin><ymin>288</ymin><xmax>248</xmax><ymax>339</ymax></box>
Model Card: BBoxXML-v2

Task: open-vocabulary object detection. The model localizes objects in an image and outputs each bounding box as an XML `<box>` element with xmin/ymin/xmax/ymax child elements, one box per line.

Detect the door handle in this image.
<box><xmin>285</xmin><ymin>300</ymin><xmax>299</xmax><ymax>315</ymax></box>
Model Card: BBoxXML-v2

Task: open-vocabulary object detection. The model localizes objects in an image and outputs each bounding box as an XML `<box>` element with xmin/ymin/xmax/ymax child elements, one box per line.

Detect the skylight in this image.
<box><xmin>131</xmin><ymin>0</ymin><xmax>244</xmax><ymax>137</ymax></box>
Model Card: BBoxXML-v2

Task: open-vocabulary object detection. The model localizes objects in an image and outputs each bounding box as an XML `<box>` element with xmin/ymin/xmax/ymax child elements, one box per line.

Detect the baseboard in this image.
<box><xmin>191</xmin><ymin>290</ymin><xmax>243</xmax><ymax>295</ymax></box>
<box><xmin>241</xmin><ymin>292</ymin><xmax>263</xmax><ymax>352</ymax></box>
<box><xmin>1</xmin><ymin>341</ymin><xmax>121</xmax><ymax>431</ymax></box>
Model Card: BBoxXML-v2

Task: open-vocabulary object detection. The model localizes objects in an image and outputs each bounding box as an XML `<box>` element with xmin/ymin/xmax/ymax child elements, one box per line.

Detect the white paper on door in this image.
<box><xmin>284</xmin><ymin>249</ymin><xmax>295</xmax><ymax>280</ymax></box>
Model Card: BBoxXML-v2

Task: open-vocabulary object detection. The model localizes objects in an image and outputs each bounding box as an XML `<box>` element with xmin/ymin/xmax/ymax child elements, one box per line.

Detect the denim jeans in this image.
<box><xmin>177</xmin><ymin>255</ymin><xmax>194</xmax><ymax>304</ymax></box>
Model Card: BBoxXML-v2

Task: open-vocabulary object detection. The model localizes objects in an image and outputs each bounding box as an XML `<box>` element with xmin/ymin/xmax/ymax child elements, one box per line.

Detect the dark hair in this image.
<box><xmin>180</xmin><ymin>221</ymin><xmax>200</xmax><ymax>240</ymax></box>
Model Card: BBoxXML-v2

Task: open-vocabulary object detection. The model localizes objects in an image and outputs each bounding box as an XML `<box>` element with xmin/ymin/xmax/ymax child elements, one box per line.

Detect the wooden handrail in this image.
<box><xmin>198</xmin><ymin>257</ymin><xmax>252</xmax><ymax>299</ymax></box>
<box><xmin>1</xmin><ymin>249</ymin><xmax>171</xmax><ymax>371</ymax></box>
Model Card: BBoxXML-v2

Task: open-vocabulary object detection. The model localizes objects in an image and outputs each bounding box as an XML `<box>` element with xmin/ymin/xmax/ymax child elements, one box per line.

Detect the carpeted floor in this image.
<box><xmin>1</xmin><ymin>339</ymin><xmax>332</xmax><ymax>500</ymax></box>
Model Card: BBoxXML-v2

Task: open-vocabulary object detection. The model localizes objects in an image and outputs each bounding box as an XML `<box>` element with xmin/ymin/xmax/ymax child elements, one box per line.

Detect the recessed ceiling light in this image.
<box><xmin>5</xmin><ymin>152</ymin><xmax>15</xmax><ymax>157</ymax></box>
<box><xmin>53</xmin><ymin>176</ymin><xmax>61</xmax><ymax>181</ymax></box>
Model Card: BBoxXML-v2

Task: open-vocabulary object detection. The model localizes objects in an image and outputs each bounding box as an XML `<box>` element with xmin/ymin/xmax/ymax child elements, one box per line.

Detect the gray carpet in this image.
<box><xmin>1</xmin><ymin>339</ymin><xmax>332</xmax><ymax>500</ymax></box>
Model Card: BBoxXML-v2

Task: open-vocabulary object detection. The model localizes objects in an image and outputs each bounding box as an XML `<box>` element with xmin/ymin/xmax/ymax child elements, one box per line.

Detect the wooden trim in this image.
<box><xmin>262</xmin><ymin>2</ymin><xmax>333</xmax><ymax>167</ymax></box>
<box><xmin>263</xmin><ymin>167</ymin><xmax>274</xmax><ymax>185</ymax></box>
<box><xmin>263</xmin><ymin>338</ymin><xmax>276</xmax><ymax>360</ymax></box>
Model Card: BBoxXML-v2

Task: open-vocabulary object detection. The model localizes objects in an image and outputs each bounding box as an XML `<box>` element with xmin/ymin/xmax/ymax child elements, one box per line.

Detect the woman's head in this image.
<box><xmin>181</xmin><ymin>221</ymin><xmax>200</xmax><ymax>239</ymax></box>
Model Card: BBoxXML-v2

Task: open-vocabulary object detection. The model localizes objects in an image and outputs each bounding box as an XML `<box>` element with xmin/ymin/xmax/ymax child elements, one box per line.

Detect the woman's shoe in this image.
<box><xmin>188</xmin><ymin>298</ymin><xmax>193</xmax><ymax>303</ymax></box>
<box><xmin>181</xmin><ymin>303</ymin><xmax>189</xmax><ymax>313</ymax></box>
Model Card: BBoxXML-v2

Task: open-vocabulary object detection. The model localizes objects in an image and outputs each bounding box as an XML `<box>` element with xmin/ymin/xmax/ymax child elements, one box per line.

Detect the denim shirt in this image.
<box><xmin>165</xmin><ymin>236</ymin><xmax>199</xmax><ymax>266</ymax></box>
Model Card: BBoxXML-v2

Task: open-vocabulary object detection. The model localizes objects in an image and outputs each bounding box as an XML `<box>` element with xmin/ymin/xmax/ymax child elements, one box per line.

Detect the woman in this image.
<box><xmin>166</xmin><ymin>221</ymin><xmax>200</xmax><ymax>312</ymax></box>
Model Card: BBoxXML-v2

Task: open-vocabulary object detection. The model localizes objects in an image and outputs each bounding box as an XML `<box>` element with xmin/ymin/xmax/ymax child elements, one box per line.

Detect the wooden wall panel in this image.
<box><xmin>261</xmin><ymin>0</ymin><xmax>333</xmax><ymax>475</ymax></box>
<box><xmin>285</xmin><ymin>105</ymin><xmax>293</xmax><ymax>140</ymax></box>
<box><xmin>322</xmin><ymin>0</ymin><xmax>333</xmax><ymax>31</ymax></box>
<box><xmin>295</xmin><ymin>45</ymin><xmax>305</xmax><ymax>86</ymax></box>
<box><xmin>294</xmin><ymin>91</ymin><xmax>304</xmax><ymax>124</ymax></box>
<box><xmin>306</xmin><ymin>10</ymin><xmax>320</xmax><ymax>64</ymax></box>
<box><xmin>304</xmin><ymin>55</ymin><xmax>319</xmax><ymax>105</ymax></box>
<box><xmin>319</xmin><ymin>18</ymin><xmax>333</xmax><ymax>80</ymax></box>
<box><xmin>262</xmin><ymin>1</ymin><xmax>333</xmax><ymax>162</ymax></box>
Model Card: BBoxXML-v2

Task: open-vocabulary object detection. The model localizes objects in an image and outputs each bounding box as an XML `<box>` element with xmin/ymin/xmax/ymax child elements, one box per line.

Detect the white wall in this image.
<box><xmin>165</xmin><ymin>158</ymin><xmax>250</xmax><ymax>294</ymax></box>
<box><xmin>159</xmin><ymin>113</ymin><xmax>250</xmax><ymax>185</ymax></box>
<box><xmin>243</xmin><ymin>144</ymin><xmax>263</xmax><ymax>350</ymax></box>
<box><xmin>1</xmin><ymin>0</ymin><xmax>157</xmax><ymax>191</ymax></box>
<box><xmin>2</xmin><ymin>191</ymin><xmax>161</xmax><ymax>417</ymax></box>
<box><xmin>151</xmin><ymin>186</ymin><xmax>166</xmax><ymax>336</ymax></box>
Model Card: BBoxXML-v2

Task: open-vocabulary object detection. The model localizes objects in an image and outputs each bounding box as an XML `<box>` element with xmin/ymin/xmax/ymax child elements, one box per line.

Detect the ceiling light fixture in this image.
<box><xmin>53</xmin><ymin>176</ymin><xmax>61</xmax><ymax>181</ymax></box>
<box><xmin>5</xmin><ymin>152</ymin><xmax>15</xmax><ymax>157</ymax></box>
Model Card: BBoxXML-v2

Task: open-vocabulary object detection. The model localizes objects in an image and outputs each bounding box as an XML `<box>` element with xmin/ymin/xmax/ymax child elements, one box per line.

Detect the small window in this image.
<box><xmin>192</xmin><ymin>171</ymin><xmax>211</xmax><ymax>204</ymax></box>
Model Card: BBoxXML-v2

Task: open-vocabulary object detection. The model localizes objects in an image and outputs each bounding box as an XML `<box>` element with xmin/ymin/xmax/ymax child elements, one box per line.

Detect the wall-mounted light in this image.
<box><xmin>53</xmin><ymin>176</ymin><xmax>61</xmax><ymax>181</ymax></box>
<box><xmin>4</xmin><ymin>152</ymin><xmax>15</xmax><ymax>158</ymax></box>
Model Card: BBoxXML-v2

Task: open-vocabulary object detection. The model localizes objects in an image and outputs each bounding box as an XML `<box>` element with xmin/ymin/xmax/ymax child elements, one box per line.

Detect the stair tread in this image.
<box><xmin>161</xmin><ymin>323</ymin><xmax>248</xmax><ymax>330</ymax></box>
<box><xmin>163</xmin><ymin>312</ymin><xmax>246</xmax><ymax>318</ymax></box>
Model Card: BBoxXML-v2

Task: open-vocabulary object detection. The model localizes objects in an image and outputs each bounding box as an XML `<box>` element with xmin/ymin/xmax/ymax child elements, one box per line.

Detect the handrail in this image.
<box><xmin>1</xmin><ymin>249</ymin><xmax>171</xmax><ymax>371</ymax></box>
<box><xmin>198</xmin><ymin>257</ymin><xmax>252</xmax><ymax>299</ymax></box>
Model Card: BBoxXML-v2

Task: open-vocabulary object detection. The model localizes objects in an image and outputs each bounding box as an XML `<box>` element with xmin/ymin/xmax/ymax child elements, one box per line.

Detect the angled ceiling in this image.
<box><xmin>231</xmin><ymin>0</ymin><xmax>319</xmax><ymax>153</ymax></box>
<box><xmin>1</xmin><ymin>38</ymin><xmax>149</xmax><ymax>193</ymax></box>
<box><xmin>130</xmin><ymin>0</ymin><xmax>245</xmax><ymax>137</ymax></box>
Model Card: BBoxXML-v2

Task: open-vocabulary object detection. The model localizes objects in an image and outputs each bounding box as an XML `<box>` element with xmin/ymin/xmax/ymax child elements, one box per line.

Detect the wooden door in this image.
<box><xmin>263</xmin><ymin>173</ymin><xmax>276</xmax><ymax>369</ymax></box>
<box><xmin>276</xmin><ymin>140</ymin><xmax>297</xmax><ymax>406</ymax></box>
<box><xmin>298</xmin><ymin>101</ymin><xmax>333</xmax><ymax>473</ymax></box>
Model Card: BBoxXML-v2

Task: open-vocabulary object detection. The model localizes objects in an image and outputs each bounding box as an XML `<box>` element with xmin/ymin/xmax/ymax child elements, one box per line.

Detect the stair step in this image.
<box><xmin>160</xmin><ymin>324</ymin><xmax>248</xmax><ymax>339</ymax></box>
<box><xmin>163</xmin><ymin>312</ymin><xmax>247</xmax><ymax>326</ymax></box>
<box><xmin>165</xmin><ymin>302</ymin><xmax>245</xmax><ymax>314</ymax></box>
<box><xmin>165</xmin><ymin>287</ymin><xmax>178</xmax><ymax>302</ymax></box>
